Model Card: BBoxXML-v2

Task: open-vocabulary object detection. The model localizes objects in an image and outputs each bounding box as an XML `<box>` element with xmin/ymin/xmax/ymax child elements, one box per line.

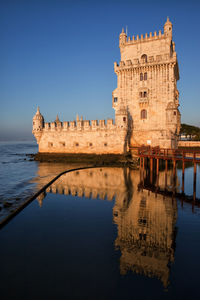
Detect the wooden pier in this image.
<box><xmin>130</xmin><ymin>146</ymin><xmax>200</xmax><ymax>201</ymax></box>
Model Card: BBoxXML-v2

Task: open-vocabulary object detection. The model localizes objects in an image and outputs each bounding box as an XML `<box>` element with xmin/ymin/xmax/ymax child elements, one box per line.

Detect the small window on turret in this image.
<box><xmin>33</xmin><ymin>122</ymin><xmax>35</xmax><ymax>125</ymax></box>
<box><xmin>104</xmin><ymin>143</ymin><xmax>107</xmax><ymax>147</ymax></box>
<box><xmin>123</xmin><ymin>117</ymin><xmax>126</xmax><ymax>122</ymax></box>
<box><xmin>144</xmin><ymin>91</ymin><xmax>147</xmax><ymax>98</ymax></box>
<box><xmin>114</xmin><ymin>97</ymin><xmax>118</xmax><ymax>103</ymax></box>
<box><xmin>174</xmin><ymin>111</ymin><xmax>176</xmax><ymax>115</ymax></box>
<box><xmin>140</xmin><ymin>73</ymin><xmax>143</xmax><ymax>81</ymax></box>
<box><xmin>144</xmin><ymin>72</ymin><xmax>147</xmax><ymax>80</ymax></box>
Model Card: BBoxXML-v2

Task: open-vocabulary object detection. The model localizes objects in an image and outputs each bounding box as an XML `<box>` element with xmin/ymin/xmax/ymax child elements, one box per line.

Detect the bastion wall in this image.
<box><xmin>34</xmin><ymin>117</ymin><xmax>129</xmax><ymax>154</ymax></box>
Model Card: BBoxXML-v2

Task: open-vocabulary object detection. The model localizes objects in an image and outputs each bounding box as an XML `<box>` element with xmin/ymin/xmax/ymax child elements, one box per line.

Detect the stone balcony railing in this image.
<box><xmin>114</xmin><ymin>53</ymin><xmax>177</xmax><ymax>72</ymax></box>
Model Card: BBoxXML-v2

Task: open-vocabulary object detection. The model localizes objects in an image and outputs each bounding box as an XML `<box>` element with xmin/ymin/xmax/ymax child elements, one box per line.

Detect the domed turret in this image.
<box><xmin>119</xmin><ymin>28</ymin><xmax>127</xmax><ymax>47</ymax></box>
<box><xmin>164</xmin><ymin>17</ymin><xmax>172</xmax><ymax>38</ymax></box>
<box><xmin>33</xmin><ymin>107</ymin><xmax>44</xmax><ymax>131</ymax></box>
<box><xmin>115</xmin><ymin>103</ymin><xmax>128</xmax><ymax>128</ymax></box>
<box><xmin>32</xmin><ymin>107</ymin><xmax>44</xmax><ymax>143</ymax></box>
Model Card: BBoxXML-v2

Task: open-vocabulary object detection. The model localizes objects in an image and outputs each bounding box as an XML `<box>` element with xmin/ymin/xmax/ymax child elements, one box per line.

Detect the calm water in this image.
<box><xmin>0</xmin><ymin>143</ymin><xmax>200</xmax><ymax>299</ymax></box>
<box><xmin>0</xmin><ymin>141</ymin><xmax>86</xmax><ymax>221</ymax></box>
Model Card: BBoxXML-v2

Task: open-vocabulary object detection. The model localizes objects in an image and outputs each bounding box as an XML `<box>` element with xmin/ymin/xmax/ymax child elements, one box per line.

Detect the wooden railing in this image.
<box><xmin>132</xmin><ymin>146</ymin><xmax>200</xmax><ymax>162</ymax></box>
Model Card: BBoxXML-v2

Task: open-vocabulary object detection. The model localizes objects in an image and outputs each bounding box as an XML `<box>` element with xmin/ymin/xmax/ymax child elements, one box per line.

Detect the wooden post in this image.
<box><xmin>172</xmin><ymin>159</ymin><xmax>176</xmax><ymax>196</ymax></box>
<box><xmin>193</xmin><ymin>162</ymin><xmax>196</xmax><ymax>202</ymax></box>
<box><xmin>165</xmin><ymin>159</ymin><xmax>168</xmax><ymax>172</ymax></box>
<box><xmin>150</xmin><ymin>158</ymin><xmax>153</xmax><ymax>184</ymax></box>
<box><xmin>156</xmin><ymin>158</ymin><xmax>159</xmax><ymax>175</ymax></box>
<box><xmin>173</xmin><ymin>159</ymin><xmax>176</xmax><ymax>178</ymax></box>
<box><xmin>182</xmin><ymin>160</ymin><xmax>185</xmax><ymax>194</ymax></box>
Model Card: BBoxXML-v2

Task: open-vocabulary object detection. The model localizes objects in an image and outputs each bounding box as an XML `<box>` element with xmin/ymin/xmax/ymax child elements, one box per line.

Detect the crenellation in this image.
<box><xmin>91</xmin><ymin>120</ymin><xmax>98</xmax><ymax>129</ymax></box>
<box><xmin>45</xmin><ymin>122</ymin><xmax>50</xmax><ymax>130</ymax></box>
<box><xmin>107</xmin><ymin>119</ymin><xmax>114</xmax><ymax>128</ymax></box>
<box><xmin>99</xmin><ymin>120</ymin><xmax>105</xmax><ymax>128</ymax></box>
<box><xmin>56</xmin><ymin>122</ymin><xmax>62</xmax><ymax>129</ymax></box>
<box><xmin>83</xmin><ymin>120</ymin><xmax>90</xmax><ymax>128</ymax></box>
<box><xmin>70</xmin><ymin>121</ymin><xmax>76</xmax><ymax>129</ymax></box>
<box><xmin>51</xmin><ymin>122</ymin><xmax>56</xmax><ymax>130</ymax></box>
<box><xmin>63</xmin><ymin>121</ymin><xmax>69</xmax><ymax>129</ymax></box>
<box><xmin>77</xmin><ymin>120</ymin><xmax>83</xmax><ymax>130</ymax></box>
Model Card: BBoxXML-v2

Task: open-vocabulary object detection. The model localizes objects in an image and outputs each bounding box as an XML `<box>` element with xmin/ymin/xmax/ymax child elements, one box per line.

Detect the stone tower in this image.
<box><xmin>32</xmin><ymin>107</ymin><xmax>44</xmax><ymax>143</ymax></box>
<box><xmin>113</xmin><ymin>18</ymin><xmax>180</xmax><ymax>148</ymax></box>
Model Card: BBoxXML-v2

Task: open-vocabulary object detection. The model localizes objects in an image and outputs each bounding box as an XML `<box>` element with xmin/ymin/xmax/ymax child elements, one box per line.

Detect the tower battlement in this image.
<box><xmin>121</xmin><ymin>29</ymin><xmax>166</xmax><ymax>46</ymax></box>
<box><xmin>43</xmin><ymin>118</ymin><xmax>117</xmax><ymax>132</ymax></box>
<box><xmin>119</xmin><ymin>18</ymin><xmax>174</xmax><ymax>64</ymax></box>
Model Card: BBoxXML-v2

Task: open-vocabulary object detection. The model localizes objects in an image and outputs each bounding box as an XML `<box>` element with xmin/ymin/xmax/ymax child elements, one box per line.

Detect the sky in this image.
<box><xmin>0</xmin><ymin>0</ymin><xmax>200</xmax><ymax>140</ymax></box>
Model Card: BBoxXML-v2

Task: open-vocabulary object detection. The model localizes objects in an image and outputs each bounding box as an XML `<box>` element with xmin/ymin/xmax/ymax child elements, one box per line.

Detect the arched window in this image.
<box><xmin>141</xmin><ymin>109</ymin><xmax>147</xmax><ymax>119</ymax></box>
<box><xmin>140</xmin><ymin>73</ymin><xmax>143</xmax><ymax>81</ymax></box>
<box><xmin>144</xmin><ymin>72</ymin><xmax>147</xmax><ymax>80</ymax></box>
<box><xmin>141</xmin><ymin>54</ymin><xmax>147</xmax><ymax>63</ymax></box>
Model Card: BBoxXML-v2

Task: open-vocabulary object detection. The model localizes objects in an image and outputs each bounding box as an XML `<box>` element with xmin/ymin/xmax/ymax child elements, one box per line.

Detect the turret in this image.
<box><xmin>115</xmin><ymin>104</ymin><xmax>128</xmax><ymax>129</ymax></box>
<box><xmin>32</xmin><ymin>107</ymin><xmax>44</xmax><ymax>143</ymax></box>
<box><xmin>164</xmin><ymin>17</ymin><xmax>172</xmax><ymax>39</ymax></box>
<box><xmin>119</xmin><ymin>28</ymin><xmax>127</xmax><ymax>48</ymax></box>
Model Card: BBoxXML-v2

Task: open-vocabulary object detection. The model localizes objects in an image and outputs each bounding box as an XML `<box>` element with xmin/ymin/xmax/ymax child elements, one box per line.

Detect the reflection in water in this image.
<box><xmin>36</xmin><ymin>166</ymin><xmax>180</xmax><ymax>287</ymax></box>
<box><xmin>113</xmin><ymin>170</ymin><xmax>177</xmax><ymax>287</ymax></box>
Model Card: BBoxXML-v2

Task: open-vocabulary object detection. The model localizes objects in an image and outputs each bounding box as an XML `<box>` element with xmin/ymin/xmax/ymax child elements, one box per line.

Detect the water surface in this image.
<box><xmin>1</xmin><ymin>167</ymin><xmax>200</xmax><ymax>299</ymax></box>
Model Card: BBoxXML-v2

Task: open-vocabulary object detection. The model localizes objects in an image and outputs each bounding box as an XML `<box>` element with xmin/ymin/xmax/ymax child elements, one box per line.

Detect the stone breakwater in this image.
<box><xmin>33</xmin><ymin>152</ymin><xmax>139</xmax><ymax>167</ymax></box>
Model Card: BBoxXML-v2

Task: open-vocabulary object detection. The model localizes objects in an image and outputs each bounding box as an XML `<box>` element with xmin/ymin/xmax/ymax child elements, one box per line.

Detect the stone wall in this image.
<box><xmin>37</xmin><ymin>119</ymin><xmax>129</xmax><ymax>154</ymax></box>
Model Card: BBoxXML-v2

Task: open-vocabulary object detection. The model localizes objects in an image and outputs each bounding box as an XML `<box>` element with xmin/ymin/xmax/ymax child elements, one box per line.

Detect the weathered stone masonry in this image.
<box><xmin>33</xmin><ymin>18</ymin><xmax>180</xmax><ymax>153</ymax></box>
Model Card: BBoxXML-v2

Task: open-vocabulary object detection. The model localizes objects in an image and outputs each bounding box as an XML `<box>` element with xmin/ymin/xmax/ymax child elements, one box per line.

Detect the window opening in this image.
<box><xmin>141</xmin><ymin>109</ymin><xmax>147</xmax><ymax>119</ymax></box>
<box><xmin>141</xmin><ymin>54</ymin><xmax>147</xmax><ymax>63</ymax></box>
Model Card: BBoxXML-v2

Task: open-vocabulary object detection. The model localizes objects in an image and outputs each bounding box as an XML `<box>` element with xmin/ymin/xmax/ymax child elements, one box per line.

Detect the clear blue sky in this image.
<box><xmin>0</xmin><ymin>0</ymin><xmax>200</xmax><ymax>140</ymax></box>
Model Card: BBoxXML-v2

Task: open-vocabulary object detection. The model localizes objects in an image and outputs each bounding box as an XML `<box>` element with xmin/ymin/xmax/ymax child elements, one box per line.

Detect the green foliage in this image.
<box><xmin>180</xmin><ymin>124</ymin><xmax>200</xmax><ymax>140</ymax></box>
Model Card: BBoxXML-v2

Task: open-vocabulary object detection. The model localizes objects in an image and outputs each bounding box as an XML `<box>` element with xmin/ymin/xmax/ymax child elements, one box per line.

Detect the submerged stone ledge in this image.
<box><xmin>33</xmin><ymin>152</ymin><xmax>138</xmax><ymax>167</ymax></box>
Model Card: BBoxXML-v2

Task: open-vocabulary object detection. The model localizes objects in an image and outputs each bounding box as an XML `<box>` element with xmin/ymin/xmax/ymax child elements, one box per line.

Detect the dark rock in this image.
<box><xmin>4</xmin><ymin>202</ymin><xmax>13</xmax><ymax>208</ymax></box>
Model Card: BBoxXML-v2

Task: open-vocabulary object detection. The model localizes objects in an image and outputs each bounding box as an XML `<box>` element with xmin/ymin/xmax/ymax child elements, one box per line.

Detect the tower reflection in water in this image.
<box><xmin>36</xmin><ymin>166</ymin><xmax>177</xmax><ymax>287</ymax></box>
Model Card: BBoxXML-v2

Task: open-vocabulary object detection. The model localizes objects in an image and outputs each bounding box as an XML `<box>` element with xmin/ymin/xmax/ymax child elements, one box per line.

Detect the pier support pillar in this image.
<box><xmin>156</xmin><ymin>158</ymin><xmax>159</xmax><ymax>175</ymax></box>
<box><xmin>182</xmin><ymin>160</ymin><xmax>185</xmax><ymax>194</ymax></box>
<box><xmin>193</xmin><ymin>163</ymin><xmax>197</xmax><ymax>202</ymax></box>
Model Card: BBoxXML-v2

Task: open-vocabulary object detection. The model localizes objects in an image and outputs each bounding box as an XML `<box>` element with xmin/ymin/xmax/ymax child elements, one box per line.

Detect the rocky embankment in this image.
<box><xmin>33</xmin><ymin>152</ymin><xmax>139</xmax><ymax>167</ymax></box>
